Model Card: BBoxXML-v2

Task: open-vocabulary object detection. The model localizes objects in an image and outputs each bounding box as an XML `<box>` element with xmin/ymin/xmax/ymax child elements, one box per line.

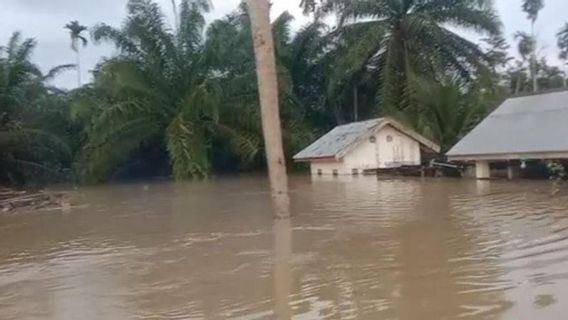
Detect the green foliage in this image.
<box><xmin>75</xmin><ymin>0</ymin><xmax>318</xmax><ymax>182</ymax></box>
<box><xmin>515</xmin><ymin>31</ymin><xmax>535</xmax><ymax>61</ymax></box>
<box><xmin>5</xmin><ymin>0</ymin><xmax>568</xmax><ymax>186</ymax></box>
<box><xmin>558</xmin><ymin>23</ymin><xmax>568</xmax><ymax>62</ymax></box>
<box><xmin>416</xmin><ymin>77</ymin><xmax>502</xmax><ymax>151</ymax></box>
<box><xmin>522</xmin><ymin>0</ymin><xmax>545</xmax><ymax>23</ymax></box>
<box><xmin>0</xmin><ymin>32</ymin><xmax>74</xmax><ymax>186</ymax></box>
<box><xmin>64</xmin><ymin>21</ymin><xmax>88</xmax><ymax>51</ymax></box>
<box><xmin>322</xmin><ymin>0</ymin><xmax>501</xmax><ymax>118</ymax></box>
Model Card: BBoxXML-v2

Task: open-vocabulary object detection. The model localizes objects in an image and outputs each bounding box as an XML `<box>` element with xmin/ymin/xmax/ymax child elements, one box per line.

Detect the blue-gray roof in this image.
<box><xmin>447</xmin><ymin>90</ymin><xmax>568</xmax><ymax>158</ymax></box>
<box><xmin>293</xmin><ymin>119</ymin><xmax>385</xmax><ymax>160</ymax></box>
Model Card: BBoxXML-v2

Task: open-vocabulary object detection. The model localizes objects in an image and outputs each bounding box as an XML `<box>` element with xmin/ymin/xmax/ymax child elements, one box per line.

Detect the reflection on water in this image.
<box><xmin>1</xmin><ymin>176</ymin><xmax>568</xmax><ymax>319</ymax></box>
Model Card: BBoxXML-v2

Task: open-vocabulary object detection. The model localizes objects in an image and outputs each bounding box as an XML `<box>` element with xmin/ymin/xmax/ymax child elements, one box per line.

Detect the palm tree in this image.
<box><xmin>75</xmin><ymin>0</ymin><xmax>268</xmax><ymax>182</ymax></box>
<box><xmin>557</xmin><ymin>23</ymin><xmax>568</xmax><ymax>87</ymax></box>
<box><xmin>246</xmin><ymin>0</ymin><xmax>290</xmax><ymax>218</ymax></box>
<box><xmin>64</xmin><ymin>21</ymin><xmax>88</xmax><ymax>87</ymax></box>
<box><xmin>523</xmin><ymin>0</ymin><xmax>545</xmax><ymax>21</ymax></box>
<box><xmin>417</xmin><ymin>78</ymin><xmax>493</xmax><ymax>152</ymax></box>
<box><xmin>0</xmin><ymin>32</ymin><xmax>73</xmax><ymax>185</ymax></box>
<box><xmin>205</xmin><ymin>5</ymin><xmax>325</xmax><ymax>165</ymax></box>
<box><xmin>522</xmin><ymin>0</ymin><xmax>544</xmax><ymax>92</ymax></box>
<box><xmin>321</xmin><ymin>0</ymin><xmax>501</xmax><ymax>125</ymax></box>
<box><xmin>514</xmin><ymin>31</ymin><xmax>536</xmax><ymax>93</ymax></box>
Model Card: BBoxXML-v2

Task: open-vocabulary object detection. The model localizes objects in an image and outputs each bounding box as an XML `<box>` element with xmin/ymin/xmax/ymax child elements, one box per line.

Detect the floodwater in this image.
<box><xmin>1</xmin><ymin>177</ymin><xmax>568</xmax><ymax>320</ymax></box>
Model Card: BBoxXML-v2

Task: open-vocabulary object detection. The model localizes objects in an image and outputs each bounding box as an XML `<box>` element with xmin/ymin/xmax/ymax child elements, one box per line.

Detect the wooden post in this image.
<box><xmin>507</xmin><ymin>165</ymin><xmax>518</xmax><ymax>180</ymax></box>
<box><xmin>247</xmin><ymin>0</ymin><xmax>290</xmax><ymax>219</ymax></box>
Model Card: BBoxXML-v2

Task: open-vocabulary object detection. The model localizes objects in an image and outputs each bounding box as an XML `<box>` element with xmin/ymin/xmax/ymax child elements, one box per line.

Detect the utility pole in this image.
<box><xmin>246</xmin><ymin>0</ymin><xmax>290</xmax><ymax>219</ymax></box>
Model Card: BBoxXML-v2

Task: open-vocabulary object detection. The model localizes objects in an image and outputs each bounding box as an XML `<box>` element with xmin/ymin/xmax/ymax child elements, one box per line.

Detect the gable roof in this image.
<box><xmin>447</xmin><ymin>90</ymin><xmax>568</xmax><ymax>159</ymax></box>
<box><xmin>293</xmin><ymin>117</ymin><xmax>440</xmax><ymax>161</ymax></box>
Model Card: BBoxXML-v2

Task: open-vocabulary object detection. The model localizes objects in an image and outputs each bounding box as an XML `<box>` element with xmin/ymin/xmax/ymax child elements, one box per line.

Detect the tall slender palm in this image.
<box><xmin>321</xmin><ymin>0</ymin><xmax>501</xmax><ymax>125</ymax></box>
<box><xmin>64</xmin><ymin>21</ymin><xmax>88</xmax><ymax>87</ymax></box>
<box><xmin>514</xmin><ymin>30</ymin><xmax>536</xmax><ymax>93</ymax></box>
<box><xmin>522</xmin><ymin>0</ymin><xmax>544</xmax><ymax>92</ymax></box>
<box><xmin>246</xmin><ymin>0</ymin><xmax>290</xmax><ymax>218</ymax></box>
<box><xmin>557</xmin><ymin>23</ymin><xmax>568</xmax><ymax>87</ymax></box>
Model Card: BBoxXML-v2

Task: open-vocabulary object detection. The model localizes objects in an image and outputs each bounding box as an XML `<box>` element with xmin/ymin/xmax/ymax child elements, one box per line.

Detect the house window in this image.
<box><xmin>352</xmin><ymin>168</ymin><xmax>359</xmax><ymax>175</ymax></box>
<box><xmin>386</xmin><ymin>135</ymin><xmax>393</xmax><ymax>143</ymax></box>
<box><xmin>332</xmin><ymin>169</ymin><xmax>339</xmax><ymax>176</ymax></box>
<box><xmin>317</xmin><ymin>169</ymin><xmax>323</xmax><ymax>176</ymax></box>
<box><xmin>369</xmin><ymin>136</ymin><xmax>377</xmax><ymax>143</ymax></box>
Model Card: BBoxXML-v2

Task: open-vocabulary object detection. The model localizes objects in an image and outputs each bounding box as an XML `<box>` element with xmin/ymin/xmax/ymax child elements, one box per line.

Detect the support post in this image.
<box><xmin>507</xmin><ymin>165</ymin><xmax>518</xmax><ymax>180</ymax></box>
<box><xmin>475</xmin><ymin>161</ymin><xmax>491</xmax><ymax>179</ymax></box>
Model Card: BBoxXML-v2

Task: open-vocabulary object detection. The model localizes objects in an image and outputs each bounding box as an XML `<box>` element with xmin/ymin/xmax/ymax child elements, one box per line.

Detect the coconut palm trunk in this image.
<box><xmin>522</xmin><ymin>0</ymin><xmax>544</xmax><ymax>92</ymax></box>
<box><xmin>76</xmin><ymin>44</ymin><xmax>82</xmax><ymax>86</ymax></box>
<box><xmin>246</xmin><ymin>0</ymin><xmax>290</xmax><ymax>219</ymax></box>
<box><xmin>530</xmin><ymin>23</ymin><xmax>538</xmax><ymax>92</ymax></box>
<box><xmin>65</xmin><ymin>21</ymin><xmax>88</xmax><ymax>87</ymax></box>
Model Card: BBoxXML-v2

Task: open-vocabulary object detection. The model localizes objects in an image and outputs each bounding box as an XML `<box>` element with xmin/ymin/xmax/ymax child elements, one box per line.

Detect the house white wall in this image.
<box><xmin>310</xmin><ymin>159</ymin><xmax>350</xmax><ymax>176</ymax></box>
<box><xmin>310</xmin><ymin>125</ymin><xmax>422</xmax><ymax>175</ymax></box>
<box><xmin>374</xmin><ymin>126</ymin><xmax>421</xmax><ymax>168</ymax></box>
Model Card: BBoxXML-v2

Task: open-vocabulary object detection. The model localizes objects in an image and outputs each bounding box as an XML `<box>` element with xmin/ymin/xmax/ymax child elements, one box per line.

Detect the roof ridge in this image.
<box><xmin>335</xmin><ymin>118</ymin><xmax>384</xmax><ymax>128</ymax></box>
<box><xmin>491</xmin><ymin>107</ymin><xmax>568</xmax><ymax>117</ymax></box>
<box><xmin>508</xmin><ymin>88</ymin><xmax>568</xmax><ymax>100</ymax></box>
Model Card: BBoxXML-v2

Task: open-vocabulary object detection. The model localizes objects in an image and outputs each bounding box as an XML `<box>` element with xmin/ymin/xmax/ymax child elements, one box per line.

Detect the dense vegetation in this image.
<box><xmin>2</xmin><ymin>0</ymin><xmax>568</xmax><ymax>185</ymax></box>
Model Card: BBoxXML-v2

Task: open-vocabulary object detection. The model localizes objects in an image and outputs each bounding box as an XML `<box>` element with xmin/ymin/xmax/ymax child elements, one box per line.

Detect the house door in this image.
<box><xmin>392</xmin><ymin>134</ymin><xmax>405</xmax><ymax>166</ymax></box>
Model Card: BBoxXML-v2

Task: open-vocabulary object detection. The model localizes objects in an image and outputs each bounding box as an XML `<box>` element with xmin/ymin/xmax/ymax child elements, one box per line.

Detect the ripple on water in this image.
<box><xmin>1</xmin><ymin>178</ymin><xmax>568</xmax><ymax>319</ymax></box>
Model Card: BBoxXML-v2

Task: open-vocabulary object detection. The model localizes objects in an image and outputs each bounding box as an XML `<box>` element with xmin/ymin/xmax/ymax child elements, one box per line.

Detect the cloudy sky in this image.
<box><xmin>1</xmin><ymin>0</ymin><xmax>567</xmax><ymax>89</ymax></box>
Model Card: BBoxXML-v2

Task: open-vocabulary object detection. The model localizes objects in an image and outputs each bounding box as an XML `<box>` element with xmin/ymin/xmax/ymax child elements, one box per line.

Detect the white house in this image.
<box><xmin>447</xmin><ymin>90</ymin><xmax>568</xmax><ymax>179</ymax></box>
<box><xmin>293</xmin><ymin>117</ymin><xmax>441</xmax><ymax>175</ymax></box>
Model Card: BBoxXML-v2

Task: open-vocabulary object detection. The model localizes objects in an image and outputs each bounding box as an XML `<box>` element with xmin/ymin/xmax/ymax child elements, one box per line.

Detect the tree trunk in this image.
<box><xmin>531</xmin><ymin>55</ymin><xmax>538</xmax><ymax>92</ymax></box>
<box><xmin>76</xmin><ymin>46</ymin><xmax>82</xmax><ymax>87</ymax></box>
<box><xmin>562</xmin><ymin>63</ymin><xmax>568</xmax><ymax>88</ymax></box>
<box><xmin>531</xmin><ymin>22</ymin><xmax>538</xmax><ymax>92</ymax></box>
<box><xmin>171</xmin><ymin>0</ymin><xmax>179</xmax><ymax>33</ymax></box>
<box><xmin>246</xmin><ymin>0</ymin><xmax>290</xmax><ymax>219</ymax></box>
<box><xmin>515</xmin><ymin>73</ymin><xmax>522</xmax><ymax>94</ymax></box>
<box><xmin>353</xmin><ymin>84</ymin><xmax>359</xmax><ymax>122</ymax></box>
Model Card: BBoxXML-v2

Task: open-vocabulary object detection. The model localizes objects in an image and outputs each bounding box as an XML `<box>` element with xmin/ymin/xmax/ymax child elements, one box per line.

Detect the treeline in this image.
<box><xmin>2</xmin><ymin>0</ymin><xmax>568</xmax><ymax>185</ymax></box>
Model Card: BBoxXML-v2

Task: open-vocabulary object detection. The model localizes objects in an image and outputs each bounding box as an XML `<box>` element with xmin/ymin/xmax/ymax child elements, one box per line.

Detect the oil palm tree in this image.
<box><xmin>205</xmin><ymin>4</ymin><xmax>322</xmax><ymax>157</ymax></box>
<box><xmin>75</xmin><ymin>0</ymin><xmax>266</xmax><ymax>182</ymax></box>
<box><xmin>320</xmin><ymin>0</ymin><xmax>501</xmax><ymax>124</ymax></box>
<box><xmin>0</xmin><ymin>32</ymin><xmax>73</xmax><ymax>185</ymax></box>
<box><xmin>417</xmin><ymin>78</ymin><xmax>493</xmax><ymax>152</ymax></box>
<box><xmin>64</xmin><ymin>21</ymin><xmax>88</xmax><ymax>87</ymax></box>
<box><xmin>514</xmin><ymin>31</ymin><xmax>536</xmax><ymax>93</ymax></box>
<box><xmin>521</xmin><ymin>0</ymin><xmax>544</xmax><ymax>92</ymax></box>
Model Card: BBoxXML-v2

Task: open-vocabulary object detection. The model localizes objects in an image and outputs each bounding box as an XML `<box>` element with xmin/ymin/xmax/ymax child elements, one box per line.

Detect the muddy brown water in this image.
<box><xmin>1</xmin><ymin>176</ymin><xmax>568</xmax><ymax>319</ymax></box>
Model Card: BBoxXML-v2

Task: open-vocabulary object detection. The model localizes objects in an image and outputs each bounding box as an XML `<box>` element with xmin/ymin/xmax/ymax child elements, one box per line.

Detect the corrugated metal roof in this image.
<box><xmin>293</xmin><ymin>118</ymin><xmax>386</xmax><ymax>160</ymax></box>
<box><xmin>447</xmin><ymin>90</ymin><xmax>568</xmax><ymax>158</ymax></box>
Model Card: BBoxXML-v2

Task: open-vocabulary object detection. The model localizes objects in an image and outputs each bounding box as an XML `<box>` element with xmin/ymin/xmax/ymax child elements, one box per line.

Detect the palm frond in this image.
<box><xmin>166</xmin><ymin>115</ymin><xmax>209</xmax><ymax>179</ymax></box>
<box><xmin>42</xmin><ymin>64</ymin><xmax>76</xmax><ymax>81</ymax></box>
<box><xmin>216</xmin><ymin>124</ymin><xmax>261</xmax><ymax>164</ymax></box>
<box><xmin>557</xmin><ymin>23</ymin><xmax>568</xmax><ymax>61</ymax></box>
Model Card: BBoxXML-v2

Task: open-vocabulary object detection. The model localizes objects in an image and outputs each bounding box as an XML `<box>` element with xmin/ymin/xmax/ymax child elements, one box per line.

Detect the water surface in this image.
<box><xmin>1</xmin><ymin>176</ymin><xmax>568</xmax><ymax>319</ymax></box>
